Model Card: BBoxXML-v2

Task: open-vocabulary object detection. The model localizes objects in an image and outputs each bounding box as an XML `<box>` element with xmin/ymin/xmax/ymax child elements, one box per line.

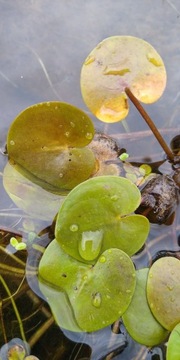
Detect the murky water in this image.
<box><xmin>0</xmin><ymin>1</ymin><xmax>180</xmax><ymax>359</ymax></box>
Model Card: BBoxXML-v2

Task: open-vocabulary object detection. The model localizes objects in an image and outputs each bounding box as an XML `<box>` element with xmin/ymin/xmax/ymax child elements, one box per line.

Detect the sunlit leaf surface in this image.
<box><xmin>122</xmin><ymin>268</ymin><xmax>168</xmax><ymax>346</ymax></box>
<box><xmin>7</xmin><ymin>102</ymin><xmax>96</xmax><ymax>190</ymax></box>
<box><xmin>81</xmin><ymin>36</ymin><xmax>166</xmax><ymax>123</ymax></box>
<box><xmin>147</xmin><ymin>257</ymin><xmax>180</xmax><ymax>331</ymax></box>
<box><xmin>55</xmin><ymin>176</ymin><xmax>150</xmax><ymax>262</ymax></box>
<box><xmin>39</xmin><ymin>241</ymin><xmax>136</xmax><ymax>332</ymax></box>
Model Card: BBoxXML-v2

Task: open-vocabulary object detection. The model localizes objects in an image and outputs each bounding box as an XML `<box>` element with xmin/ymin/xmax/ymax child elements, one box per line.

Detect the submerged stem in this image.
<box><xmin>125</xmin><ymin>87</ymin><xmax>174</xmax><ymax>161</ymax></box>
<box><xmin>0</xmin><ymin>275</ymin><xmax>27</xmax><ymax>345</ymax></box>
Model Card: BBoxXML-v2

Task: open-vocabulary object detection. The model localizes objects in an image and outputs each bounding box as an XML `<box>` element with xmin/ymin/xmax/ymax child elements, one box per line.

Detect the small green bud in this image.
<box><xmin>119</xmin><ymin>152</ymin><xmax>129</xmax><ymax>161</ymax></box>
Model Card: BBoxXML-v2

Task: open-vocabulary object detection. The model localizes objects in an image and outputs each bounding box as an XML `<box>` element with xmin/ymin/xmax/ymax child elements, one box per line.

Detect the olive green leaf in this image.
<box><xmin>7</xmin><ymin>102</ymin><xmax>96</xmax><ymax>190</ymax></box>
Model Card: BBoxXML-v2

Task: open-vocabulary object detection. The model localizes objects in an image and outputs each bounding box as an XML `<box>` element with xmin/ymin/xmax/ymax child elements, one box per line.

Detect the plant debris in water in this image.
<box><xmin>136</xmin><ymin>174</ymin><xmax>180</xmax><ymax>225</ymax></box>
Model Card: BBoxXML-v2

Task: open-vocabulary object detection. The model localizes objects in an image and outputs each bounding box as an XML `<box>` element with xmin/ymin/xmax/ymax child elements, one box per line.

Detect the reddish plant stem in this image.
<box><xmin>125</xmin><ymin>87</ymin><xmax>174</xmax><ymax>161</ymax></box>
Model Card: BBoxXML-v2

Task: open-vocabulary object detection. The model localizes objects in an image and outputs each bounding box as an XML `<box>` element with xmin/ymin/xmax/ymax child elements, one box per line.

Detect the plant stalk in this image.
<box><xmin>125</xmin><ymin>87</ymin><xmax>174</xmax><ymax>161</ymax></box>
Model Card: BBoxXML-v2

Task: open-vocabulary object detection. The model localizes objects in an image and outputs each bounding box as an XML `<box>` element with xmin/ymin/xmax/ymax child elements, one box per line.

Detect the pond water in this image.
<box><xmin>0</xmin><ymin>1</ymin><xmax>180</xmax><ymax>359</ymax></box>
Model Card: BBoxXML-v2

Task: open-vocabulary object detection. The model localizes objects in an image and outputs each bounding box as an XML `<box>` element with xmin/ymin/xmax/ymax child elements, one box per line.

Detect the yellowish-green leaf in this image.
<box><xmin>81</xmin><ymin>36</ymin><xmax>166</xmax><ymax>123</ymax></box>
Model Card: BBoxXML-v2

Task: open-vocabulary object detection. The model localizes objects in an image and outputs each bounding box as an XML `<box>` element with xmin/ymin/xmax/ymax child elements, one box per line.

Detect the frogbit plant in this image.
<box><xmin>121</xmin><ymin>257</ymin><xmax>180</xmax><ymax>349</ymax></box>
<box><xmin>3</xmin><ymin>35</ymin><xmax>180</xmax><ymax>356</ymax></box>
<box><xmin>39</xmin><ymin>244</ymin><xmax>137</xmax><ymax>332</ymax></box>
<box><xmin>54</xmin><ymin>175</ymin><xmax>149</xmax><ymax>261</ymax></box>
<box><xmin>39</xmin><ymin>175</ymin><xmax>149</xmax><ymax>331</ymax></box>
<box><xmin>80</xmin><ymin>35</ymin><xmax>175</xmax><ymax>162</ymax></box>
<box><xmin>80</xmin><ymin>35</ymin><xmax>180</xmax><ymax>225</ymax></box>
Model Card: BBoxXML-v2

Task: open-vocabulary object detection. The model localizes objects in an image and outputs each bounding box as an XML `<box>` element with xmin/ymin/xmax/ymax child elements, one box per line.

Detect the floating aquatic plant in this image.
<box><xmin>7</xmin><ymin>102</ymin><xmax>96</xmax><ymax>191</ymax></box>
<box><xmin>81</xmin><ymin>35</ymin><xmax>174</xmax><ymax>161</ymax></box>
<box><xmin>55</xmin><ymin>175</ymin><xmax>150</xmax><ymax>262</ymax></box>
<box><xmin>2</xmin><ymin>34</ymin><xmax>180</xmax><ymax>357</ymax></box>
<box><xmin>39</xmin><ymin>242</ymin><xmax>136</xmax><ymax>332</ymax></box>
<box><xmin>167</xmin><ymin>322</ymin><xmax>180</xmax><ymax>360</ymax></box>
<box><xmin>38</xmin><ymin>175</ymin><xmax>149</xmax><ymax>331</ymax></box>
<box><xmin>147</xmin><ymin>256</ymin><xmax>180</xmax><ymax>331</ymax></box>
<box><xmin>122</xmin><ymin>268</ymin><xmax>169</xmax><ymax>346</ymax></box>
<box><xmin>81</xmin><ymin>36</ymin><xmax>166</xmax><ymax>122</ymax></box>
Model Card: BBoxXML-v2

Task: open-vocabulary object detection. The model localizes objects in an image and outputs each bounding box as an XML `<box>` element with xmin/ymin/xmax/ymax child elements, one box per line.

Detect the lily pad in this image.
<box><xmin>122</xmin><ymin>268</ymin><xmax>169</xmax><ymax>346</ymax></box>
<box><xmin>39</xmin><ymin>240</ymin><xmax>136</xmax><ymax>332</ymax></box>
<box><xmin>147</xmin><ymin>257</ymin><xmax>180</xmax><ymax>331</ymax></box>
<box><xmin>55</xmin><ymin>176</ymin><xmax>150</xmax><ymax>262</ymax></box>
<box><xmin>80</xmin><ymin>36</ymin><xmax>166</xmax><ymax>123</ymax></box>
<box><xmin>167</xmin><ymin>323</ymin><xmax>180</xmax><ymax>360</ymax></box>
<box><xmin>7</xmin><ymin>102</ymin><xmax>96</xmax><ymax>190</ymax></box>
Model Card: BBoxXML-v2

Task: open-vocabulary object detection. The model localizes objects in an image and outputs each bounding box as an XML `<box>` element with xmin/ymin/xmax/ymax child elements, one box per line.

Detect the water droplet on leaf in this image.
<box><xmin>92</xmin><ymin>292</ymin><xmax>102</xmax><ymax>308</ymax></box>
<box><xmin>110</xmin><ymin>194</ymin><xmax>118</xmax><ymax>201</ymax></box>
<box><xmin>99</xmin><ymin>255</ymin><xmax>106</xmax><ymax>263</ymax></box>
<box><xmin>70</xmin><ymin>224</ymin><xmax>78</xmax><ymax>232</ymax></box>
<box><xmin>85</xmin><ymin>132</ymin><xmax>93</xmax><ymax>140</ymax></box>
<box><xmin>78</xmin><ymin>230</ymin><xmax>103</xmax><ymax>261</ymax></box>
<box><xmin>167</xmin><ymin>285</ymin><xmax>174</xmax><ymax>291</ymax></box>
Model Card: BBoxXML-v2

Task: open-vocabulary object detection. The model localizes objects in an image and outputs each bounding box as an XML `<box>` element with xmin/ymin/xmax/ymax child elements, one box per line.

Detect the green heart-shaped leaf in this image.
<box><xmin>147</xmin><ymin>257</ymin><xmax>180</xmax><ymax>331</ymax></box>
<box><xmin>81</xmin><ymin>36</ymin><xmax>166</xmax><ymax>123</ymax></box>
<box><xmin>167</xmin><ymin>323</ymin><xmax>180</xmax><ymax>360</ymax></box>
<box><xmin>55</xmin><ymin>176</ymin><xmax>150</xmax><ymax>262</ymax></box>
<box><xmin>7</xmin><ymin>102</ymin><xmax>96</xmax><ymax>190</ymax></box>
<box><xmin>71</xmin><ymin>248</ymin><xmax>136</xmax><ymax>332</ymax></box>
<box><xmin>39</xmin><ymin>240</ymin><xmax>136</xmax><ymax>332</ymax></box>
<box><xmin>122</xmin><ymin>268</ymin><xmax>169</xmax><ymax>346</ymax></box>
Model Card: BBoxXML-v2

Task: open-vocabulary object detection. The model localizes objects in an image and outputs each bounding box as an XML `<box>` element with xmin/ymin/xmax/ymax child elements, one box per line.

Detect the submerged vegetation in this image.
<box><xmin>0</xmin><ymin>36</ymin><xmax>180</xmax><ymax>359</ymax></box>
